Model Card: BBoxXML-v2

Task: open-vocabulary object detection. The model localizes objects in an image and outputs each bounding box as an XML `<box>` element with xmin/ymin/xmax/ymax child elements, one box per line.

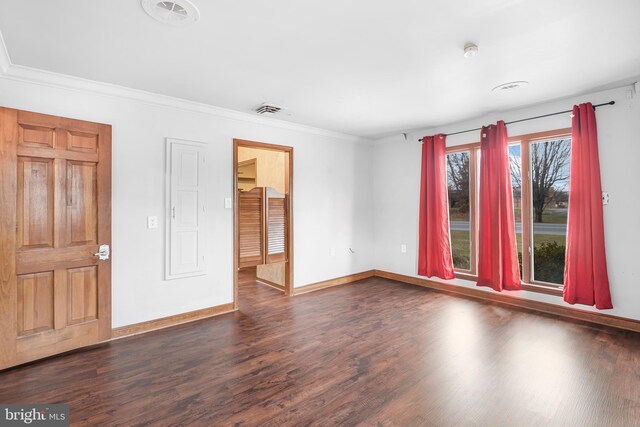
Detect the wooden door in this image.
<box><xmin>237</xmin><ymin>186</ymin><xmax>288</xmax><ymax>268</ymax></box>
<box><xmin>238</xmin><ymin>187</ymin><xmax>264</xmax><ymax>268</ymax></box>
<box><xmin>0</xmin><ymin>108</ymin><xmax>111</xmax><ymax>370</ymax></box>
<box><xmin>265</xmin><ymin>187</ymin><xmax>287</xmax><ymax>264</ymax></box>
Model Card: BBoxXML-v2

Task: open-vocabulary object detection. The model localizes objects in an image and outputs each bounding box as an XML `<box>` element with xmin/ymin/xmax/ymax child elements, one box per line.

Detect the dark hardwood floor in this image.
<box><xmin>1</xmin><ymin>275</ymin><xmax>639</xmax><ymax>426</ymax></box>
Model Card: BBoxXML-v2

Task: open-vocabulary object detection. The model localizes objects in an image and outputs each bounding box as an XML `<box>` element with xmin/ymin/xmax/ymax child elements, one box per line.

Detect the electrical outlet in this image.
<box><xmin>330</xmin><ymin>247</ymin><xmax>335</xmax><ymax>256</ymax></box>
<box><xmin>147</xmin><ymin>216</ymin><xmax>158</xmax><ymax>229</ymax></box>
<box><xmin>602</xmin><ymin>191</ymin><xmax>609</xmax><ymax>205</ymax></box>
<box><xmin>401</xmin><ymin>244</ymin><xmax>407</xmax><ymax>253</ymax></box>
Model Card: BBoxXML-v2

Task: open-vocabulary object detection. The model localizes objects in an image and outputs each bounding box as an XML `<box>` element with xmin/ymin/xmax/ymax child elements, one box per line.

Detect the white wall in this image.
<box><xmin>0</xmin><ymin>71</ymin><xmax>374</xmax><ymax>328</ymax></box>
<box><xmin>2</xmin><ymin>64</ymin><xmax>637</xmax><ymax>327</ymax></box>
<box><xmin>373</xmin><ymin>85</ymin><xmax>640</xmax><ymax>321</ymax></box>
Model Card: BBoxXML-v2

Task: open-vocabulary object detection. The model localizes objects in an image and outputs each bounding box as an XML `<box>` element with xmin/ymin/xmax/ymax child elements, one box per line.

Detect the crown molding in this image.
<box><xmin>0</xmin><ymin>63</ymin><xmax>365</xmax><ymax>144</ymax></box>
<box><xmin>0</xmin><ymin>30</ymin><xmax>11</xmax><ymax>74</ymax></box>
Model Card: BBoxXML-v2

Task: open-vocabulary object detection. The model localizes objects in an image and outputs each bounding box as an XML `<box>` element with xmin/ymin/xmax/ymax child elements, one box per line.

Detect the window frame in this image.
<box><xmin>446</xmin><ymin>128</ymin><xmax>572</xmax><ymax>296</ymax></box>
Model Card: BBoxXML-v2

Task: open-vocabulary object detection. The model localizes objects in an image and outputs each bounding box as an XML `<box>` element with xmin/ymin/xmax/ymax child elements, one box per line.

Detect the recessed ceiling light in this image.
<box><xmin>492</xmin><ymin>81</ymin><xmax>529</xmax><ymax>92</ymax></box>
<box><xmin>141</xmin><ymin>0</ymin><xmax>200</xmax><ymax>26</ymax></box>
<box><xmin>463</xmin><ymin>43</ymin><xmax>478</xmax><ymax>58</ymax></box>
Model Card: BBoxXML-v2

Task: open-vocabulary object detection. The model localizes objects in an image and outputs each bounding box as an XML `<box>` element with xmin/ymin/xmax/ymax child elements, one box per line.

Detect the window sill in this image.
<box><xmin>453</xmin><ymin>271</ymin><xmax>563</xmax><ymax>297</ymax></box>
<box><xmin>521</xmin><ymin>283</ymin><xmax>563</xmax><ymax>297</ymax></box>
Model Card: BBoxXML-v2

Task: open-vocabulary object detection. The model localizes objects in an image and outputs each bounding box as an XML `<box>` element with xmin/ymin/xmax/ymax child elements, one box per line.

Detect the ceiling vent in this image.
<box><xmin>141</xmin><ymin>0</ymin><xmax>200</xmax><ymax>26</ymax></box>
<box><xmin>492</xmin><ymin>81</ymin><xmax>529</xmax><ymax>92</ymax></box>
<box><xmin>255</xmin><ymin>104</ymin><xmax>283</xmax><ymax>116</ymax></box>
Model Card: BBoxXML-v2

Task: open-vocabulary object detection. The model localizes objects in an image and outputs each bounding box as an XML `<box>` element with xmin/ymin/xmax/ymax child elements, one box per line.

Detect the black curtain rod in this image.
<box><xmin>417</xmin><ymin>100</ymin><xmax>615</xmax><ymax>141</ymax></box>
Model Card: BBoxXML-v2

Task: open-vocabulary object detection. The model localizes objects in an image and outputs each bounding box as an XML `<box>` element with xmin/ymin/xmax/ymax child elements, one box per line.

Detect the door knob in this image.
<box><xmin>94</xmin><ymin>244</ymin><xmax>110</xmax><ymax>261</ymax></box>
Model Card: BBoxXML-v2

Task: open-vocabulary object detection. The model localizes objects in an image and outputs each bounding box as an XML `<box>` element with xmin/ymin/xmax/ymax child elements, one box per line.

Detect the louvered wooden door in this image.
<box><xmin>238</xmin><ymin>187</ymin><xmax>288</xmax><ymax>268</ymax></box>
<box><xmin>265</xmin><ymin>188</ymin><xmax>287</xmax><ymax>264</ymax></box>
<box><xmin>238</xmin><ymin>187</ymin><xmax>264</xmax><ymax>268</ymax></box>
<box><xmin>0</xmin><ymin>108</ymin><xmax>111</xmax><ymax>370</ymax></box>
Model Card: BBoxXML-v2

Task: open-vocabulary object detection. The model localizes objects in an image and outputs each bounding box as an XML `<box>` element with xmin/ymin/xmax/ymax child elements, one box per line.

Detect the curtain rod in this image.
<box><xmin>417</xmin><ymin>100</ymin><xmax>615</xmax><ymax>142</ymax></box>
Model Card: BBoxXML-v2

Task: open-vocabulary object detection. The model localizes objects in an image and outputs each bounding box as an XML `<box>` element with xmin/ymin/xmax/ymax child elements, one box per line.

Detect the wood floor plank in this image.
<box><xmin>1</xmin><ymin>275</ymin><xmax>639</xmax><ymax>426</ymax></box>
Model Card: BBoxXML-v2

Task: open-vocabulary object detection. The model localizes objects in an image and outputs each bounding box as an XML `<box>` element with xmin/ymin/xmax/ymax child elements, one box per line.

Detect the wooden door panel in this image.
<box><xmin>66</xmin><ymin>161</ymin><xmax>98</xmax><ymax>246</ymax></box>
<box><xmin>0</xmin><ymin>107</ymin><xmax>111</xmax><ymax>370</ymax></box>
<box><xmin>17</xmin><ymin>157</ymin><xmax>54</xmax><ymax>249</ymax></box>
<box><xmin>67</xmin><ymin>266</ymin><xmax>98</xmax><ymax>326</ymax></box>
<box><xmin>18</xmin><ymin>124</ymin><xmax>55</xmax><ymax>149</ymax></box>
<box><xmin>17</xmin><ymin>272</ymin><xmax>54</xmax><ymax>336</ymax></box>
<box><xmin>66</xmin><ymin>131</ymin><xmax>98</xmax><ymax>153</ymax></box>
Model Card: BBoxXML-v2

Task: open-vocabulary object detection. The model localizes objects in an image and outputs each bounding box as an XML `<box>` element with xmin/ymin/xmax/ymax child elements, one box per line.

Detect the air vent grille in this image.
<box><xmin>157</xmin><ymin>2</ymin><xmax>188</xmax><ymax>18</ymax></box>
<box><xmin>255</xmin><ymin>104</ymin><xmax>282</xmax><ymax>115</ymax></box>
<box><xmin>498</xmin><ymin>83</ymin><xmax>520</xmax><ymax>91</ymax></box>
<box><xmin>492</xmin><ymin>81</ymin><xmax>529</xmax><ymax>92</ymax></box>
<box><xmin>141</xmin><ymin>0</ymin><xmax>200</xmax><ymax>26</ymax></box>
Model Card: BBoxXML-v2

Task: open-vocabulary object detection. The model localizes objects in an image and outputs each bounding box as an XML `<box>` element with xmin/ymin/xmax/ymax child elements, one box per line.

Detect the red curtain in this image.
<box><xmin>477</xmin><ymin>121</ymin><xmax>521</xmax><ymax>291</ymax></box>
<box><xmin>563</xmin><ymin>103</ymin><xmax>612</xmax><ymax>309</ymax></box>
<box><xmin>418</xmin><ymin>134</ymin><xmax>455</xmax><ymax>280</ymax></box>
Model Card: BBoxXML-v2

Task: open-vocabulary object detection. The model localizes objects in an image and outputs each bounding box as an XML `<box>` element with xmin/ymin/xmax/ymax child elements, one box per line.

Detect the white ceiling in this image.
<box><xmin>0</xmin><ymin>0</ymin><xmax>638</xmax><ymax>138</ymax></box>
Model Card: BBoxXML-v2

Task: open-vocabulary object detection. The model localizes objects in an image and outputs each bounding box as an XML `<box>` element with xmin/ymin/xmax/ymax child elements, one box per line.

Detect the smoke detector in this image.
<box><xmin>492</xmin><ymin>81</ymin><xmax>529</xmax><ymax>92</ymax></box>
<box><xmin>141</xmin><ymin>0</ymin><xmax>200</xmax><ymax>26</ymax></box>
<box><xmin>255</xmin><ymin>104</ymin><xmax>284</xmax><ymax>116</ymax></box>
<box><xmin>463</xmin><ymin>43</ymin><xmax>478</xmax><ymax>58</ymax></box>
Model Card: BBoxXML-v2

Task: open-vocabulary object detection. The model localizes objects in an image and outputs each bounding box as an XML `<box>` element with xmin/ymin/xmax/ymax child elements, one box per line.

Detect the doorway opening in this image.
<box><xmin>233</xmin><ymin>139</ymin><xmax>293</xmax><ymax>310</ymax></box>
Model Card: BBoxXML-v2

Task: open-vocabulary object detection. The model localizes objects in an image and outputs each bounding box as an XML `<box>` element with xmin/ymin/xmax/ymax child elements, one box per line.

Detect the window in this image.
<box><xmin>446</xmin><ymin>151</ymin><xmax>471</xmax><ymax>271</ymax></box>
<box><xmin>445</xmin><ymin>129</ymin><xmax>571</xmax><ymax>294</ymax></box>
<box><xmin>528</xmin><ymin>137</ymin><xmax>571</xmax><ymax>285</ymax></box>
<box><xmin>509</xmin><ymin>143</ymin><xmax>523</xmax><ymax>279</ymax></box>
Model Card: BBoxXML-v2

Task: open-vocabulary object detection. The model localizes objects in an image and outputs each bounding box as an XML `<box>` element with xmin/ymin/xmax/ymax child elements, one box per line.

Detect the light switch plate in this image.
<box><xmin>401</xmin><ymin>244</ymin><xmax>407</xmax><ymax>253</ymax></box>
<box><xmin>224</xmin><ymin>197</ymin><xmax>232</xmax><ymax>209</ymax></box>
<box><xmin>147</xmin><ymin>216</ymin><xmax>158</xmax><ymax>229</ymax></box>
